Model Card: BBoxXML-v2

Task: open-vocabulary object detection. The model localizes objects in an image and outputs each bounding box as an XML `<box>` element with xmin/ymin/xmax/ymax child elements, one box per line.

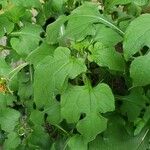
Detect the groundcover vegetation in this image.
<box><xmin>0</xmin><ymin>0</ymin><xmax>150</xmax><ymax>149</ymax></box>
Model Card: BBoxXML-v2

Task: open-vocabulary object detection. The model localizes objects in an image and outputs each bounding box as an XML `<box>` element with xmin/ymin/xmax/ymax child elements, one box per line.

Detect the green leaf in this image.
<box><xmin>89</xmin><ymin>42</ymin><xmax>125</xmax><ymax>71</ymax></box>
<box><xmin>0</xmin><ymin>93</ymin><xmax>15</xmax><ymax>108</ymax></box>
<box><xmin>67</xmin><ymin>135</ymin><xmax>87</xmax><ymax>150</ymax></box>
<box><xmin>63</xmin><ymin>2</ymin><xmax>124</xmax><ymax>41</ymax></box>
<box><xmin>46</xmin><ymin>15</ymin><xmax>67</xmax><ymax>44</ymax></box>
<box><xmin>27</xmin><ymin>125</ymin><xmax>51</xmax><ymax>149</ymax></box>
<box><xmin>130</xmin><ymin>52</ymin><xmax>150</xmax><ymax>86</ymax></box>
<box><xmin>44</xmin><ymin>102</ymin><xmax>61</xmax><ymax>125</ymax></box>
<box><xmin>3</xmin><ymin>132</ymin><xmax>21</xmax><ymax>150</ymax></box>
<box><xmin>48</xmin><ymin>0</ymin><xmax>64</xmax><ymax>13</ymax></box>
<box><xmin>10</xmin><ymin>23</ymin><xmax>43</xmax><ymax>56</ymax></box>
<box><xmin>120</xmin><ymin>88</ymin><xmax>148</xmax><ymax>121</ymax></box>
<box><xmin>61</xmin><ymin>83</ymin><xmax>115</xmax><ymax>141</ymax></box>
<box><xmin>26</xmin><ymin>42</ymin><xmax>56</xmax><ymax>66</ymax></box>
<box><xmin>93</xmin><ymin>24</ymin><xmax>122</xmax><ymax>46</ymax></box>
<box><xmin>0</xmin><ymin>108</ymin><xmax>20</xmax><ymax>132</ymax></box>
<box><xmin>5</xmin><ymin>6</ymin><xmax>26</xmax><ymax>23</ymax></box>
<box><xmin>64</xmin><ymin>3</ymin><xmax>99</xmax><ymax>41</ymax></box>
<box><xmin>0</xmin><ymin>15</ymin><xmax>14</xmax><ymax>38</ymax></box>
<box><xmin>34</xmin><ymin>47</ymin><xmax>86</xmax><ymax>108</ymax></box>
<box><xmin>30</xmin><ymin>110</ymin><xmax>44</xmax><ymax>125</ymax></box>
<box><xmin>0</xmin><ymin>58</ymin><xmax>11</xmax><ymax>77</ymax></box>
<box><xmin>89</xmin><ymin>115</ymin><xmax>150</xmax><ymax>150</ymax></box>
<box><xmin>124</xmin><ymin>14</ymin><xmax>150</xmax><ymax>60</ymax></box>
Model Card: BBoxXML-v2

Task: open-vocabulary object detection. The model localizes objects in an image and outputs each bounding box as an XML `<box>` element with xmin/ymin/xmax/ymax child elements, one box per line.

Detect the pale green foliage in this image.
<box><xmin>124</xmin><ymin>14</ymin><xmax>150</xmax><ymax>60</ymax></box>
<box><xmin>3</xmin><ymin>132</ymin><xmax>21</xmax><ymax>150</ymax></box>
<box><xmin>120</xmin><ymin>88</ymin><xmax>148</xmax><ymax>121</ymax></box>
<box><xmin>34</xmin><ymin>47</ymin><xmax>87</xmax><ymax>107</ymax></box>
<box><xmin>46</xmin><ymin>16</ymin><xmax>67</xmax><ymax>44</ymax></box>
<box><xmin>0</xmin><ymin>58</ymin><xmax>11</xmax><ymax>77</ymax></box>
<box><xmin>130</xmin><ymin>52</ymin><xmax>150</xmax><ymax>86</ymax></box>
<box><xmin>61</xmin><ymin>83</ymin><xmax>115</xmax><ymax>140</ymax></box>
<box><xmin>0</xmin><ymin>108</ymin><xmax>20</xmax><ymax>132</ymax></box>
<box><xmin>89</xmin><ymin>42</ymin><xmax>125</xmax><ymax>71</ymax></box>
<box><xmin>0</xmin><ymin>15</ymin><xmax>14</xmax><ymax>38</ymax></box>
<box><xmin>10</xmin><ymin>23</ymin><xmax>43</xmax><ymax>56</ymax></box>
<box><xmin>0</xmin><ymin>0</ymin><xmax>150</xmax><ymax>149</ymax></box>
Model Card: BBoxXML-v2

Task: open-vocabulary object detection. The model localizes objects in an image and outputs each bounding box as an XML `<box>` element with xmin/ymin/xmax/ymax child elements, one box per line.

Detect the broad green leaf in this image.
<box><xmin>30</xmin><ymin>110</ymin><xmax>44</xmax><ymax>125</ymax></box>
<box><xmin>67</xmin><ymin>135</ymin><xmax>87</xmax><ymax>150</ymax></box>
<box><xmin>64</xmin><ymin>3</ymin><xmax>99</xmax><ymax>41</ymax></box>
<box><xmin>3</xmin><ymin>132</ymin><xmax>21</xmax><ymax>150</ymax></box>
<box><xmin>26</xmin><ymin>42</ymin><xmax>56</xmax><ymax>66</ymax></box>
<box><xmin>130</xmin><ymin>52</ymin><xmax>150</xmax><ymax>86</ymax></box>
<box><xmin>46</xmin><ymin>15</ymin><xmax>67</xmax><ymax>44</ymax></box>
<box><xmin>0</xmin><ymin>93</ymin><xmax>15</xmax><ymax>108</ymax></box>
<box><xmin>89</xmin><ymin>115</ymin><xmax>150</xmax><ymax>150</ymax></box>
<box><xmin>27</xmin><ymin>125</ymin><xmax>51</xmax><ymax>149</ymax></box>
<box><xmin>0</xmin><ymin>108</ymin><xmax>20</xmax><ymax>132</ymax></box>
<box><xmin>18</xmin><ymin>81</ymin><xmax>33</xmax><ymax>100</ymax></box>
<box><xmin>5</xmin><ymin>6</ymin><xmax>26</xmax><ymax>23</ymax></box>
<box><xmin>34</xmin><ymin>47</ymin><xmax>86</xmax><ymax>108</ymax></box>
<box><xmin>48</xmin><ymin>0</ymin><xmax>64</xmax><ymax>13</ymax></box>
<box><xmin>0</xmin><ymin>15</ymin><xmax>14</xmax><ymax>38</ymax></box>
<box><xmin>44</xmin><ymin>101</ymin><xmax>61</xmax><ymax>125</ymax></box>
<box><xmin>124</xmin><ymin>14</ymin><xmax>150</xmax><ymax>60</ymax></box>
<box><xmin>10</xmin><ymin>23</ymin><xmax>43</xmax><ymax>56</ymax></box>
<box><xmin>89</xmin><ymin>42</ymin><xmax>125</xmax><ymax>71</ymax></box>
<box><xmin>61</xmin><ymin>83</ymin><xmax>115</xmax><ymax>141</ymax></box>
<box><xmin>120</xmin><ymin>88</ymin><xmax>148</xmax><ymax>121</ymax></box>
<box><xmin>63</xmin><ymin>2</ymin><xmax>124</xmax><ymax>41</ymax></box>
<box><xmin>93</xmin><ymin>24</ymin><xmax>122</xmax><ymax>46</ymax></box>
<box><xmin>0</xmin><ymin>58</ymin><xmax>11</xmax><ymax>77</ymax></box>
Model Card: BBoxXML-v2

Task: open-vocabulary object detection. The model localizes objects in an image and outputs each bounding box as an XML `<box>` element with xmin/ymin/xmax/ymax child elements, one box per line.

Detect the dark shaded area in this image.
<box><xmin>56</xmin><ymin>94</ymin><xmax>61</xmax><ymax>102</ymax></box>
<box><xmin>44</xmin><ymin>122</ymin><xmax>58</xmax><ymax>139</ymax></box>
<box><xmin>108</xmin><ymin>76</ymin><xmax>128</xmax><ymax>95</ymax></box>
<box><xmin>112</xmin><ymin>11</ymin><xmax>119</xmax><ymax>20</ymax></box>
<box><xmin>141</xmin><ymin>46</ymin><xmax>149</xmax><ymax>55</ymax></box>
<box><xmin>69</xmin><ymin>75</ymin><xmax>84</xmax><ymax>86</ymax></box>
<box><xmin>115</xmin><ymin>42</ymin><xmax>123</xmax><ymax>53</ymax></box>
<box><xmin>86</xmin><ymin>62</ymin><xmax>105</xmax><ymax>87</ymax></box>
<box><xmin>43</xmin><ymin>17</ymin><xmax>56</xmax><ymax>31</ymax></box>
<box><xmin>12</xmin><ymin>102</ymin><xmax>25</xmax><ymax>115</ymax></box>
<box><xmin>0</xmin><ymin>4</ymin><xmax>2</xmax><ymax>10</ymax></box>
<box><xmin>79</xmin><ymin>113</ymin><xmax>86</xmax><ymax>120</ymax></box>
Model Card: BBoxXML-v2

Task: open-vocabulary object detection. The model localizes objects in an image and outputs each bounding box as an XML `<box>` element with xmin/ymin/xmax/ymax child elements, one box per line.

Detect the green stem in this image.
<box><xmin>54</xmin><ymin>124</ymin><xmax>70</xmax><ymax>137</ymax></box>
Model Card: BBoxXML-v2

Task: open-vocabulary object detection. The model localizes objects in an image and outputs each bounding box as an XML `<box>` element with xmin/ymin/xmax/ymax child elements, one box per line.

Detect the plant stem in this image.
<box><xmin>54</xmin><ymin>124</ymin><xmax>70</xmax><ymax>137</ymax></box>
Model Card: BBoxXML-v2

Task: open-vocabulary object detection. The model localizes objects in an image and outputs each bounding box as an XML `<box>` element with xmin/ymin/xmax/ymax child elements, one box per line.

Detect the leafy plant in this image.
<box><xmin>0</xmin><ymin>0</ymin><xmax>150</xmax><ymax>149</ymax></box>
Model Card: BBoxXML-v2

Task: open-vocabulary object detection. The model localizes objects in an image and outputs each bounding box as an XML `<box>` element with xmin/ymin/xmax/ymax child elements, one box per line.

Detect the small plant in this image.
<box><xmin>0</xmin><ymin>0</ymin><xmax>150</xmax><ymax>149</ymax></box>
